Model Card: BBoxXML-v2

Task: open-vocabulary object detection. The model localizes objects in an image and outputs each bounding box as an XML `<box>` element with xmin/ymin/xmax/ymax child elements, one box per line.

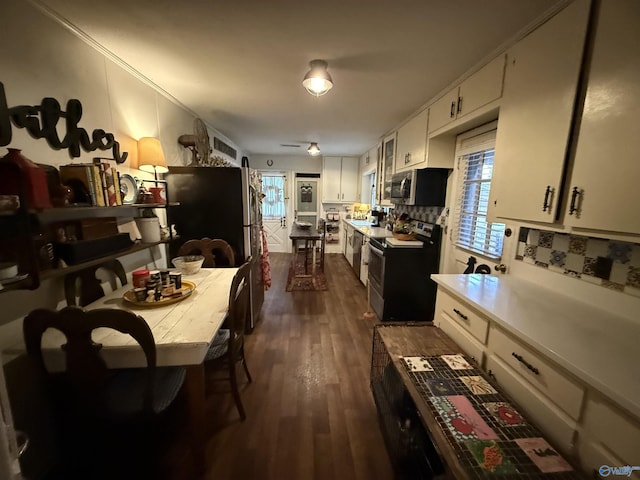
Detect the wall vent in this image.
<box><xmin>213</xmin><ymin>137</ymin><xmax>237</xmax><ymax>159</ymax></box>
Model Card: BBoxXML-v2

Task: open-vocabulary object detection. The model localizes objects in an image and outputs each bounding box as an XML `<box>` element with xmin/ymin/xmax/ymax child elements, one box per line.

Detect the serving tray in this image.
<box><xmin>123</xmin><ymin>280</ymin><xmax>196</xmax><ymax>308</ymax></box>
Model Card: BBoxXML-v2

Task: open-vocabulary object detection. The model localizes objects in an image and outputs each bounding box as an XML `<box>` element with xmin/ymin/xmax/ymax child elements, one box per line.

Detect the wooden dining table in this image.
<box><xmin>289</xmin><ymin>224</ymin><xmax>323</xmax><ymax>276</ymax></box>
<box><xmin>6</xmin><ymin>267</ymin><xmax>238</xmax><ymax>475</ymax></box>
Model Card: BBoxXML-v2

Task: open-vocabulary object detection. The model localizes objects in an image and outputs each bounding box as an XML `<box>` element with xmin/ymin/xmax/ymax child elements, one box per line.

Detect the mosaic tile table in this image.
<box><xmin>371</xmin><ymin>324</ymin><xmax>584</xmax><ymax>479</ymax></box>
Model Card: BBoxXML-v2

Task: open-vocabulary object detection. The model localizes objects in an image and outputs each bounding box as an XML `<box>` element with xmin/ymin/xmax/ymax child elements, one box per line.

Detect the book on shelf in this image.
<box><xmin>59</xmin><ymin>165</ymin><xmax>98</xmax><ymax>206</ymax></box>
<box><xmin>112</xmin><ymin>167</ymin><xmax>122</xmax><ymax>205</ymax></box>
<box><xmin>101</xmin><ymin>162</ymin><xmax>118</xmax><ymax>206</ymax></box>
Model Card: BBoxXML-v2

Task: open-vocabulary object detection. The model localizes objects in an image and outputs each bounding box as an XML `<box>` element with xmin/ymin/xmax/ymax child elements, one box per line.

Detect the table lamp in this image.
<box><xmin>137</xmin><ymin>137</ymin><xmax>168</xmax><ymax>204</ymax></box>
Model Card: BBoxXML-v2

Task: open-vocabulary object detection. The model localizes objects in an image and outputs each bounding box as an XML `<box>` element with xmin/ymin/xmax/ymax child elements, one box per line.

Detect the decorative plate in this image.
<box><xmin>119</xmin><ymin>174</ymin><xmax>139</xmax><ymax>204</ymax></box>
<box><xmin>123</xmin><ymin>280</ymin><xmax>196</xmax><ymax>308</ymax></box>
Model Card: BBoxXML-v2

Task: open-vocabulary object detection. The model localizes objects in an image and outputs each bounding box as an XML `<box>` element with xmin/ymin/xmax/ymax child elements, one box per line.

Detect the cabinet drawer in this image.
<box><xmin>487</xmin><ymin>326</ymin><xmax>584</xmax><ymax>420</ymax></box>
<box><xmin>580</xmin><ymin>394</ymin><xmax>640</xmax><ymax>467</ymax></box>
<box><xmin>486</xmin><ymin>354</ymin><xmax>577</xmax><ymax>454</ymax></box>
<box><xmin>577</xmin><ymin>437</ymin><xmax>640</xmax><ymax>480</ymax></box>
<box><xmin>435</xmin><ymin>290</ymin><xmax>488</xmax><ymax>344</ymax></box>
<box><xmin>436</xmin><ymin>313</ymin><xmax>484</xmax><ymax>368</ymax></box>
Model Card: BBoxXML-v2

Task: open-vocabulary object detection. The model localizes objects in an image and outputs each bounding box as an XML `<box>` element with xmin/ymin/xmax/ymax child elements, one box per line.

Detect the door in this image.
<box><xmin>295</xmin><ymin>176</ymin><xmax>319</xmax><ymax>228</ymax></box>
<box><xmin>261</xmin><ymin>173</ymin><xmax>288</xmax><ymax>253</ymax></box>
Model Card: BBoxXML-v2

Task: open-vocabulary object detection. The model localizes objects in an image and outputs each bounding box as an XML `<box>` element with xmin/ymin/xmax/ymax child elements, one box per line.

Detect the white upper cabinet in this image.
<box><xmin>488</xmin><ymin>0</ymin><xmax>590</xmax><ymax>224</ymax></box>
<box><xmin>322</xmin><ymin>156</ymin><xmax>359</xmax><ymax>203</ymax></box>
<box><xmin>323</xmin><ymin>156</ymin><xmax>342</xmax><ymax>202</ymax></box>
<box><xmin>564</xmin><ymin>0</ymin><xmax>640</xmax><ymax>235</ymax></box>
<box><xmin>395</xmin><ymin>108</ymin><xmax>429</xmax><ymax>172</ymax></box>
<box><xmin>428</xmin><ymin>55</ymin><xmax>505</xmax><ymax>135</ymax></box>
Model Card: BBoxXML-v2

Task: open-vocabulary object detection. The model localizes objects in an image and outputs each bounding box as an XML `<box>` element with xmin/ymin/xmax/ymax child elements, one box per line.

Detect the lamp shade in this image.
<box><xmin>302</xmin><ymin>60</ymin><xmax>333</xmax><ymax>97</ymax></box>
<box><xmin>137</xmin><ymin>137</ymin><xmax>168</xmax><ymax>174</ymax></box>
<box><xmin>307</xmin><ymin>142</ymin><xmax>321</xmax><ymax>156</ymax></box>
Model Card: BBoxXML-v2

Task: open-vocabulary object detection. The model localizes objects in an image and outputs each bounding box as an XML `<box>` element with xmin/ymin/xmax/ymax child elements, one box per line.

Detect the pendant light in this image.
<box><xmin>307</xmin><ymin>142</ymin><xmax>321</xmax><ymax>156</ymax></box>
<box><xmin>302</xmin><ymin>60</ymin><xmax>333</xmax><ymax>97</ymax></box>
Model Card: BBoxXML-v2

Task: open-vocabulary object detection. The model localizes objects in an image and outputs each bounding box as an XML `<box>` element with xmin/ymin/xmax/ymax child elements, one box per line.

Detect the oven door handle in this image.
<box><xmin>369</xmin><ymin>244</ymin><xmax>384</xmax><ymax>257</ymax></box>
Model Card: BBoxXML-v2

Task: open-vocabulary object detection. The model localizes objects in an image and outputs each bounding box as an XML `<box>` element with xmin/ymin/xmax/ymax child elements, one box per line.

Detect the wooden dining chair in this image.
<box><xmin>64</xmin><ymin>259</ymin><xmax>127</xmax><ymax>307</ymax></box>
<box><xmin>23</xmin><ymin>306</ymin><xmax>186</xmax><ymax>478</ymax></box>
<box><xmin>177</xmin><ymin>237</ymin><xmax>236</xmax><ymax>267</ymax></box>
<box><xmin>204</xmin><ymin>260</ymin><xmax>252</xmax><ymax>420</ymax></box>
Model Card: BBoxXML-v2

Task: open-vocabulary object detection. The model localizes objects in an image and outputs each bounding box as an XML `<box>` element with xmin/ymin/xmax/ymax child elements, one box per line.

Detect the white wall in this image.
<box><xmin>0</xmin><ymin>0</ymin><xmax>243</xmax><ymax>333</ymax></box>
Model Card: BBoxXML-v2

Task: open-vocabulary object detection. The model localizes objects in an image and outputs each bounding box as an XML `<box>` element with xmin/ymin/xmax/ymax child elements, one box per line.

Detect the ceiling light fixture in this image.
<box><xmin>302</xmin><ymin>60</ymin><xmax>333</xmax><ymax>97</ymax></box>
<box><xmin>307</xmin><ymin>142</ymin><xmax>321</xmax><ymax>156</ymax></box>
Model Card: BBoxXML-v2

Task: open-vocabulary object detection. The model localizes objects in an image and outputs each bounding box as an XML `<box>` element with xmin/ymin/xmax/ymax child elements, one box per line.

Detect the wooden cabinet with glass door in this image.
<box><xmin>378</xmin><ymin>134</ymin><xmax>396</xmax><ymax>206</ymax></box>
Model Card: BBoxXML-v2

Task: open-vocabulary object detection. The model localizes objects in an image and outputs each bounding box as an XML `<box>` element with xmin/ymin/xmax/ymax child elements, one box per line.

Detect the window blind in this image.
<box><xmin>453</xmin><ymin>129</ymin><xmax>505</xmax><ymax>258</ymax></box>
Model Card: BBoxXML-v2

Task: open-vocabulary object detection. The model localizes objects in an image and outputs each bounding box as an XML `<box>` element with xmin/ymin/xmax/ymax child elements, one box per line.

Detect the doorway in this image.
<box><xmin>261</xmin><ymin>173</ymin><xmax>288</xmax><ymax>253</ymax></box>
<box><xmin>295</xmin><ymin>175</ymin><xmax>320</xmax><ymax>228</ymax></box>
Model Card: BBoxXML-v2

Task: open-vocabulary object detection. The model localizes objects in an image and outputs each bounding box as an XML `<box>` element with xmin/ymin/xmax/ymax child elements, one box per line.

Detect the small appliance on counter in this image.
<box><xmin>367</xmin><ymin>210</ymin><xmax>386</xmax><ymax>227</ymax></box>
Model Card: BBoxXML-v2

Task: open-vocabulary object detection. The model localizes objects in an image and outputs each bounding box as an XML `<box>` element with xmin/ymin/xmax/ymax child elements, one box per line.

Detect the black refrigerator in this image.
<box><xmin>166</xmin><ymin>166</ymin><xmax>264</xmax><ymax>331</ymax></box>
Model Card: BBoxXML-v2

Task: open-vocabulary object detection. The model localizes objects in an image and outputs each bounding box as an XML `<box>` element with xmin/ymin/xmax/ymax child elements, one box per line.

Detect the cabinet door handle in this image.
<box><xmin>457</xmin><ymin>96</ymin><xmax>463</xmax><ymax>114</ymax></box>
<box><xmin>542</xmin><ymin>185</ymin><xmax>552</xmax><ymax>212</ymax></box>
<box><xmin>512</xmin><ymin>352</ymin><xmax>539</xmax><ymax>375</ymax></box>
<box><xmin>569</xmin><ymin>186</ymin><xmax>580</xmax><ymax>215</ymax></box>
<box><xmin>452</xmin><ymin>308</ymin><xmax>468</xmax><ymax>320</ymax></box>
<box><xmin>450</xmin><ymin>101</ymin><xmax>456</xmax><ymax>118</ymax></box>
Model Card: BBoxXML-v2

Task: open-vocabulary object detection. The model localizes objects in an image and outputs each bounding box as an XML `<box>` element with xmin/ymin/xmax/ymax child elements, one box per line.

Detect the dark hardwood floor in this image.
<box><xmin>165</xmin><ymin>252</ymin><xmax>394</xmax><ymax>480</ymax></box>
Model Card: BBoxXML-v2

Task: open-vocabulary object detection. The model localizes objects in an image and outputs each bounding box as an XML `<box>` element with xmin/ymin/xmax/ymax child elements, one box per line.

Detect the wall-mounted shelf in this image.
<box><xmin>38</xmin><ymin>241</ymin><xmax>161</xmax><ymax>281</ymax></box>
<box><xmin>0</xmin><ymin>201</ymin><xmax>177</xmax><ymax>294</ymax></box>
<box><xmin>32</xmin><ymin>203</ymin><xmax>179</xmax><ymax>222</ymax></box>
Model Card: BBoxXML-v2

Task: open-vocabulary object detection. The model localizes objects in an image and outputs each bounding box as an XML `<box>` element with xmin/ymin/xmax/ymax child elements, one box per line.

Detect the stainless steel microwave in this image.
<box><xmin>390</xmin><ymin>168</ymin><xmax>450</xmax><ymax>206</ymax></box>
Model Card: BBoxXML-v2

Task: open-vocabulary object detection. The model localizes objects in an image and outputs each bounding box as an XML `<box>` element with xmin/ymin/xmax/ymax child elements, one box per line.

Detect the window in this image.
<box><xmin>454</xmin><ymin>126</ymin><xmax>505</xmax><ymax>258</ymax></box>
<box><xmin>262</xmin><ymin>175</ymin><xmax>285</xmax><ymax>219</ymax></box>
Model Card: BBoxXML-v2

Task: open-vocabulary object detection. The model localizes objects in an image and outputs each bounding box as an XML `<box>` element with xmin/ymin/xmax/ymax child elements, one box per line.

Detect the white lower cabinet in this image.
<box><xmin>576</xmin><ymin>393</ymin><xmax>640</xmax><ymax>477</ymax></box>
<box><xmin>435</xmin><ymin>312</ymin><xmax>485</xmax><ymax>368</ymax></box>
<box><xmin>485</xmin><ymin>354</ymin><xmax>577</xmax><ymax>454</ymax></box>
<box><xmin>360</xmin><ymin>237</ymin><xmax>369</xmax><ymax>285</ymax></box>
<box><xmin>435</xmin><ymin>290</ymin><xmax>489</xmax><ymax>344</ymax></box>
<box><xmin>434</xmin><ymin>287</ymin><xmax>639</xmax><ymax>475</ymax></box>
<box><xmin>344</xmin><ymin>223</ymin><xmax>354</xmax><ymax>267</ymax></box>
<box><xmin>576</xmin><ymin>440</ymin><xmax>638</xmax><ymax>480</ymax></box>
<box><xmin>487</xmin><ymin>325</ymin><xmax>585</xmax><ymax>420</ymax></box>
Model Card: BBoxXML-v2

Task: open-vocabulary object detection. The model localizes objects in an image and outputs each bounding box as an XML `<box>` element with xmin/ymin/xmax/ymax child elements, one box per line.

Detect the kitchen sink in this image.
<box><xmin>349</xmin><ymin>220</ymin><xmax>374</xmax><ymax>226</ymax></box>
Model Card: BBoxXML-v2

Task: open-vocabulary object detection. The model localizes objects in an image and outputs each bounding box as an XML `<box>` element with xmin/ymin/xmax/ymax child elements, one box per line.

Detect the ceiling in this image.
<box><xmin>38</xmin><ymin>0</ymin><xmax>564</xmax><ymax>157</ymax></box>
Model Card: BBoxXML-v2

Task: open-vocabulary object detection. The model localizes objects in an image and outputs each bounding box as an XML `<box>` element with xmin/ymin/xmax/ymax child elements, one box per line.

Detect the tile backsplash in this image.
<box><xmin>515</xmin><ymin>227</ymin><xmax>640</xmax><ymax>297</ymax></box>
<box><xmin>391</xmin><ymin>205</ymin><xmax>444</xmax><ymax>225</ymax></box>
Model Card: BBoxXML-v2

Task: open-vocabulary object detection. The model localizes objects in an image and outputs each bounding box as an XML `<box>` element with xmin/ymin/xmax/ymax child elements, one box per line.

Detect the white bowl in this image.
<box><xmin>0</xmin><ymin>262</ymin><xmax>18</xmax><ymax>280</ymax></box>
<box><xmin>171</xmin><ymin>255</ymin><xmax>205</xmax><ymax>275</ymax></box>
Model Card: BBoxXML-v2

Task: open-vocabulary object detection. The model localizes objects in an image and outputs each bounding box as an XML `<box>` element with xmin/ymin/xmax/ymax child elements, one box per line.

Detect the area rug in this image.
<box><xmin>286</xmin><ymin>260</ymin><xmax>327</xmax><ymax>292</ymax></box>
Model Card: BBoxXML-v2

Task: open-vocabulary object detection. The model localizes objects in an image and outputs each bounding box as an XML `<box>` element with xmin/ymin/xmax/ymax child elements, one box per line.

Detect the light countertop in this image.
<box><xmin>432</xmin><ymin>273</ymin><xmax>640</xmax><ymax>419</ymax></box>
<box><xmin>343</xmin><ymin>219</ymin><xmax>392</xmax><ymax>238</ymax></box>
